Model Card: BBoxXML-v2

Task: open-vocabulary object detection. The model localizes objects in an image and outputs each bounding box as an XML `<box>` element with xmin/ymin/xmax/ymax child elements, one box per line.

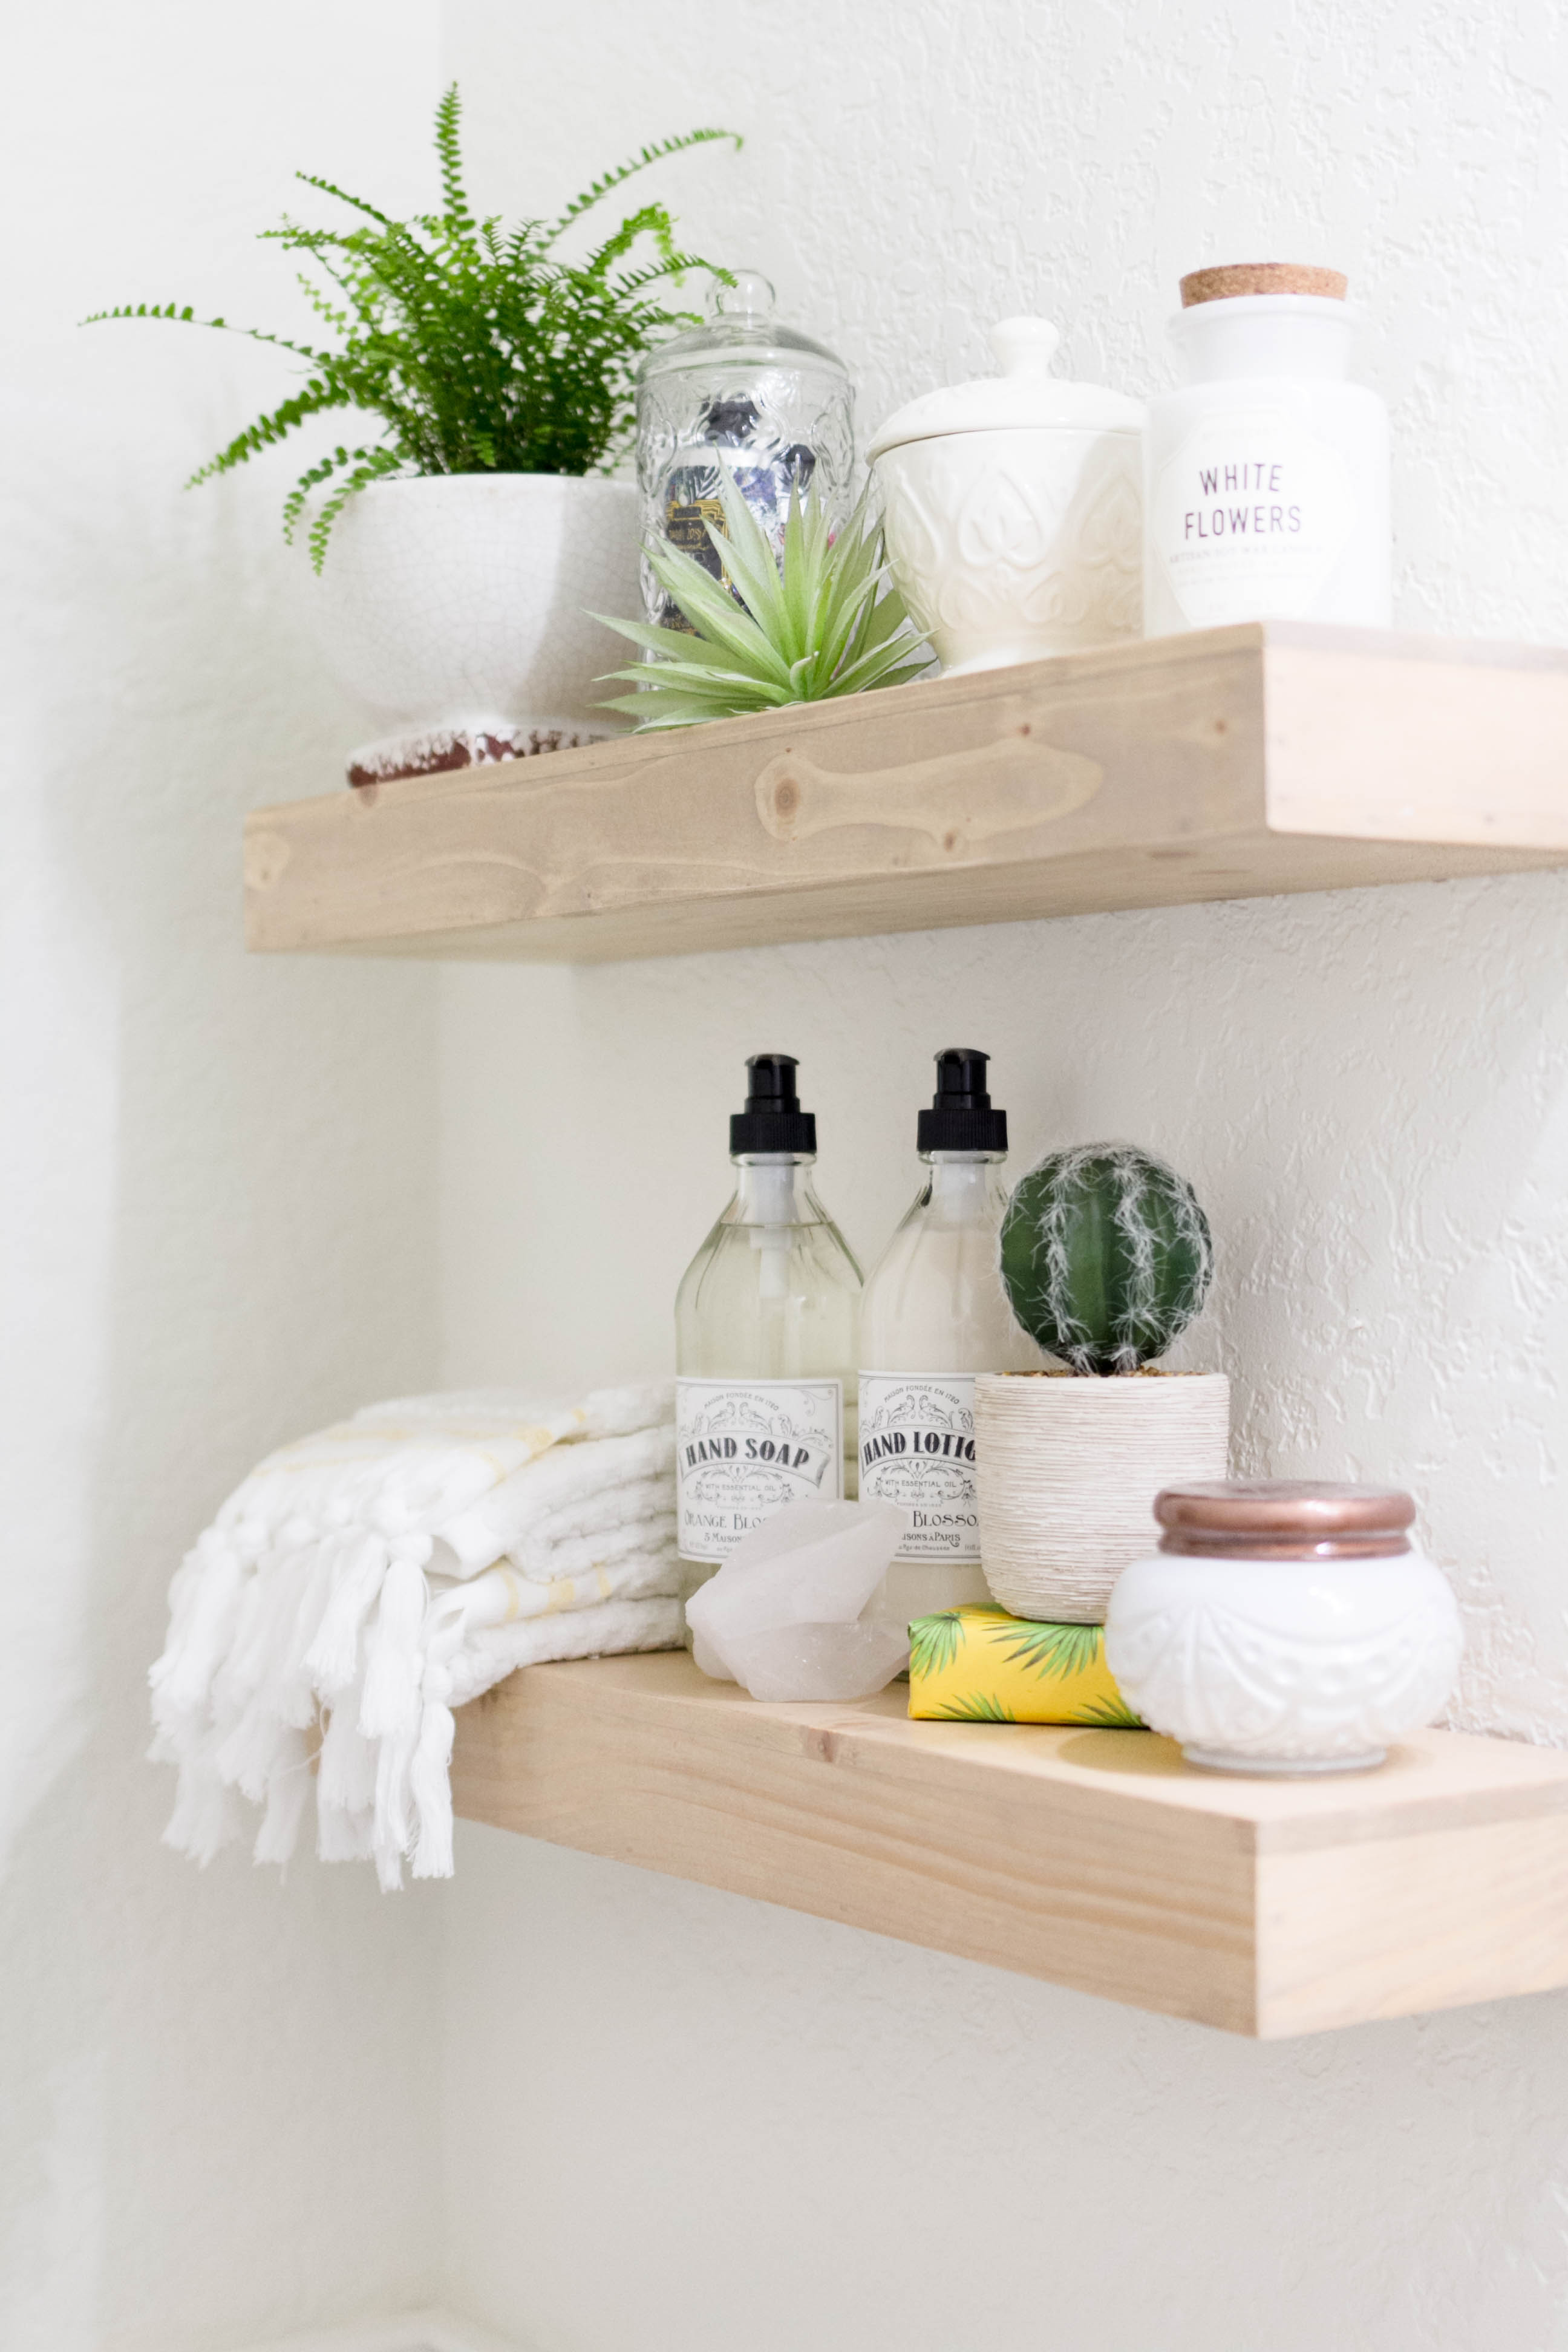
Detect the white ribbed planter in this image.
<box><xmin>975</xmin><ymin>1371</ymin><xmax>1230</xmax><ymax>1622</ymax></box>
<box><xmin>310</xmin><ymin>474</ymin><xmax>641</xmax><ymax>782</ymax></box>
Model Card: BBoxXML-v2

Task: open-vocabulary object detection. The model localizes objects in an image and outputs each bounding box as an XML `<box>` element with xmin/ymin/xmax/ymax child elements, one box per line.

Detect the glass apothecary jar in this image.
<box><xmin>635</xmin><ymin>272</ymin><xmax>854</xmax><ymax>628</ymax></box>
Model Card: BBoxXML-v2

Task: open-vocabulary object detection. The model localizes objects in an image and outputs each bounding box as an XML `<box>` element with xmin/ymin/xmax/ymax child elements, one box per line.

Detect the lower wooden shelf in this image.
<box><xmin>449</xmin><ymin>1650</ymin><xmax>1568</xmax><ymax>2039</ymax></box>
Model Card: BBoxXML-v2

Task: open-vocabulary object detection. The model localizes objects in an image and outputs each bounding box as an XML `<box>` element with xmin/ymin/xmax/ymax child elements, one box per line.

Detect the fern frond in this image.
<box><xmin>546</xmin><ymin>128</ymin><xmax>741</xmax><ymax>241</ymax></box>
<box><xmin>291</xmin><ymin>170</ymin><xmax>400</xmax><ymax>229</ymax></box>
<box><xmin>433</xmin><ymin>83</ymin><xmax>475</xmax><ymax>231</ymax></box>
<box><xmin>305</xmin><ymin>444</ymin><xmax>405</xmax><ymax>571</ymax></box>
<box><xmin>186</xmin><ymin>379</ymin><xmax>351</xmax><ymax>486</ymax></box>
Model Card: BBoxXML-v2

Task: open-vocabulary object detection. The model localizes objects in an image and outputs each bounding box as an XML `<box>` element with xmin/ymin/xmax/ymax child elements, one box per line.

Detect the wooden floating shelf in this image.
<box><xmin>246</xmin><ymin>621</ymin><xmax>1568</xmax><ymax>965</ymax></box>
<box><xmin>450</xmin><ymin>1651</ymin><xmax>1568</xmax><ymax>2039</ymax></box>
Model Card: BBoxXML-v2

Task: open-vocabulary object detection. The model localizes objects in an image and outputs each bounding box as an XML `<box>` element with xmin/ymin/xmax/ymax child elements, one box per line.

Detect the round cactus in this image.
<box><xmin>999</xmin><ymin>1143</ymin><xmax>1213</xmax><ymax>1375</ymax></box>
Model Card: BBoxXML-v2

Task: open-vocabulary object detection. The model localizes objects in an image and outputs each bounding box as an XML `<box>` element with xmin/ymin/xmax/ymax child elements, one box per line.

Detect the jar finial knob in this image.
<box><xmin>711</xmin><ymin>269</ymin><xmax>776</xmax><ymax>320</ymax></box>
<box><xmin>988</xmin><ymin>316</ymin><xmax>1062</xmax><ymax>377</ymax></box>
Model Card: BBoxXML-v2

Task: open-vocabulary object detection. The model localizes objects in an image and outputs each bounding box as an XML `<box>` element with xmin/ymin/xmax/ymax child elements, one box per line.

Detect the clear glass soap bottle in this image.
<box><xmin>858</xmin><ymin>1050</ymin><xmax>1044</xmax><ymax>1624</ymax></box>
<box><xmin>675</xmin><ymin>1054</ymin><xmax>862</xmax><ymax>1628</ymax></box>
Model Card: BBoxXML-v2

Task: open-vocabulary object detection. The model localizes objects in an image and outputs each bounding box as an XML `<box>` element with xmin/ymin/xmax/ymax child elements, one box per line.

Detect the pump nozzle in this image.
<box><xmin>743</xmin><ymin>1053</ymin><xmax>801</xmax><ymax>1115</ymax></box>
<box><xmin>731</xmin><ymin>1053</ymin><xmax>816</xmax><ymax>1154</ymax></box>
<box><xmin>932</xmin><ymin>1048</ymin><xmax>991</xmax><ymax>1111</ymax></box>
<box><xmin>918</xmin><ymin>1047</ymin><xmax>1008</xmax><ymax>1153</ymax></box>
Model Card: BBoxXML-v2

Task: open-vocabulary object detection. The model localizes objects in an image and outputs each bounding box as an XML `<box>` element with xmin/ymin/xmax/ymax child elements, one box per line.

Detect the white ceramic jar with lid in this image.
<box><xmin>1144</xmin><ymin>262</ymin><xmax>1391</xmax><ymax>636</ymax></box>
<box><xmin>1104</xmin><ymin>1480</ymin><xmax>1463</xmax><ymax>1775</ymax></box>
<box><xmin>867</xmin><ymin>318</ymin><xmax>1143</xmax><ymax>675</ymax></box>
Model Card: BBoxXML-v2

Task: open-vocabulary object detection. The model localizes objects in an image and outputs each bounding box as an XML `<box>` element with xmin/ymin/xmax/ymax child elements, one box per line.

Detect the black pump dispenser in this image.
<box><xmin>730</xmin><ymin>1053</ymin><xmax>817</xmax><ymax>1155</ymax></box>
<box><xmin>916</xmin><ymin>1047</ymin><xmax>1008</xmax><ymax>1154</ymax></box>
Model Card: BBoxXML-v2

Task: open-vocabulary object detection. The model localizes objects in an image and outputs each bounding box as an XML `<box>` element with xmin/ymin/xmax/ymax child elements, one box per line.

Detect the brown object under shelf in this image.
<box><xmin>244</xmin><ymin>621</ymin><xmax>1568</xmax><ymax>965</ymax></box>
<box><xmin>449</xmin><ymin>1650</ymin><xmax>1568</xmax><ymax>2039</ymax></box>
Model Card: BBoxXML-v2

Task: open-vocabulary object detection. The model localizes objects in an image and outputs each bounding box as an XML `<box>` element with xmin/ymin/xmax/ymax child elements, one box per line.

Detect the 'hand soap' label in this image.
<box><xmin>1154</xmin><ymin>408</ymin><xmax>1355</xmax><ymax>626</ymax></box>
<box><xmin>858</xmin><ymin>1373</ymin><xmax>981</xmax><ymax>1563</ymax></box>
<box><xmin>676</xmin><ymin>1377</ymin><xmax>843</xmax><ymax>1561</ymax></box>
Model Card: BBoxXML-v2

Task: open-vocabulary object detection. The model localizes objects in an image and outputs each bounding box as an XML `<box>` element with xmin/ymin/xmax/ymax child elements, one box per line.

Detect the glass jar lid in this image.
<box><xmin>637</xmin><ymin>270</ymin><xmax>848</xmax><ymax>384</ymax></box>
<box><xmin>1155</xmin><ymin>1480</ymin><xmax>1415</xmax><ymax>1560</ymax></box>
<box><xmin>866</xmin><ymin>318</ymin><xmax>1143</xmax><ymax>459</ymax></box>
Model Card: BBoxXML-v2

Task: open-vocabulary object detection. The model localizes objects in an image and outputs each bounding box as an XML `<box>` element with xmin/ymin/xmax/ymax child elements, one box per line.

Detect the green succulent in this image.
<box><xmin>595</xmin><ymin>468</ymin><xmax>929</xmax><ymax>728</ymax></box>
<box><xmin>999</xmin><ymin>1143</ymin><xmax>1213</xmax><ymax>1376</ymax></box>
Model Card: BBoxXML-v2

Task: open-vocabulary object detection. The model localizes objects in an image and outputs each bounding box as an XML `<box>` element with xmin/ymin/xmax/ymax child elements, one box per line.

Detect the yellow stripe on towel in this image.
<box><xmin>907</xmin><ymin>1604</ymin><xmax>1143</xmax><ymax>1725</ymax></box>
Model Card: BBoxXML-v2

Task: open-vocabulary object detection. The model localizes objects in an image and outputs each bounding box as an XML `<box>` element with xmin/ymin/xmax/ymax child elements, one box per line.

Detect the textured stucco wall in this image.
<box><xmin>1</xmin><ymin>5</ymin><xmax>446</xmax><ymax>2347</ymax></box>
<box><xmin>434</xmin><ymin>4</ymin><xmax>1568</xmax><ymax>2348</ymax></box>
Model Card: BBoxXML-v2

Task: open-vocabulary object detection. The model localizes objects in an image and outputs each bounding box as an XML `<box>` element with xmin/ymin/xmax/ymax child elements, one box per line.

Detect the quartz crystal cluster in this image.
<box><xmin>685</xmin><ymin>1498</ymin><xmax>910</xmax><ymax>1701</ymax></box>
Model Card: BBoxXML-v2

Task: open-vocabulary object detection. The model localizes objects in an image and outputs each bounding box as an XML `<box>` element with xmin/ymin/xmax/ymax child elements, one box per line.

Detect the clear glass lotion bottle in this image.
<box><xmin>858</xmin><ymin>1050</ymin><xmax>1044</xmax><ymax>1625</ymax></box>
<box><xmin>675</xmin><ymin>1055</ymin><xmax>862</xmax><ymax>1639</ymax></box>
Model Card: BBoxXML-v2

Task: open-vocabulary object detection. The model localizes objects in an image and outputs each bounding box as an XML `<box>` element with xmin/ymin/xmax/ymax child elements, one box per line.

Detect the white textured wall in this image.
<box><xmin>1</xmin><ymin>4</ymin><xmax>446</xmax><ymax>2347</ymax></box>
<box><xmin>435</xmin><ymin>4</ymin><xmax>1568</xmax><ymax>2348</ymax></box>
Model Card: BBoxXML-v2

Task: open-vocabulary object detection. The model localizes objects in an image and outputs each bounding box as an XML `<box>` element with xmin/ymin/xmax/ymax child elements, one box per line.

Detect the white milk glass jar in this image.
<box><xmin>858</xmin><ymin>1050</ymin><xmax>1042</xmax><ymax>1626</ymax></box>
<box><xmin>1144</xmin><ymin>263</ymin><xmax>1391</xmax><ymax>637</ymax></box>
<box><xmin>675</xmin><ymin>1055</ymin><xmax>861</xmax><ymax>1638</ymax></box>
<box><xmin>1105</xmin><ymin>1481</ymin><xmax>1463</xmax><ymax>1774</ymax></box>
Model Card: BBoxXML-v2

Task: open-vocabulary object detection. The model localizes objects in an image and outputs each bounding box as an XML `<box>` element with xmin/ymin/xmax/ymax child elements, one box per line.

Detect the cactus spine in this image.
<box><xmin>999</xmin><ymin>1143</ymin><xmax>1212</xmax><ymax>1376</ymax></box>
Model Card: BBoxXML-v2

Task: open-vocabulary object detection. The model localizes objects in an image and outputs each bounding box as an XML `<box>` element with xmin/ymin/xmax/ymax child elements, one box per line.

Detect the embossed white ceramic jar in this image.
<box><xmin>1105</xmin><ymin>1481</ymin><xmax>1463</xmax><ymax>1775</ymax></box>
<box><xmin>867</xmin><ymin>319</ymin><xmax>1143</xmax><ymax>676</ymax></box>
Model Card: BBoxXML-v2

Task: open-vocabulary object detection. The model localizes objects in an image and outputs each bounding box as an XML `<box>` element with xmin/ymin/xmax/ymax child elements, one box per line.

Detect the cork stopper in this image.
<box><xmin>1180</xmin><ymin>262</ymin><xmax>1348</xmax><ymax>307</ymax></box>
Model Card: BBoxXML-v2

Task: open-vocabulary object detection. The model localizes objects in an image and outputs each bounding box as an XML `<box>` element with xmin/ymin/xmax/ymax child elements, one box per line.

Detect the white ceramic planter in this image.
<box><xmin>973</xmin><ymin>1371</ymin><xmax>1230</xmax><ymax>1622</ymax></box>
<box><xmin>309</xmin><ymin>474</ymin><xmax>641</xmax><ymax>782</ymax></box>
<box><xmin>1105</xmin><ymin>1484</ymin><xmax>1463</xmax><ymax>1773</ymax></box>
<box><xmin>867</xmin><ymin>318</ymin><xmax>1143</xmax><ymax>676</ymax></box>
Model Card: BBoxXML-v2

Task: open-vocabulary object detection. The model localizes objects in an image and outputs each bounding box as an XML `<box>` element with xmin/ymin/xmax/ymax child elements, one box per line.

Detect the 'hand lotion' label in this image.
<box><xmin>1154</xmin><ymin>408</ymin><xmax>1355</xmax><ymax>626</ymax></box>
<box><xmin>676</xmin><ymin>1377</ymin><xmax>843</xmax><ymax>1561</ymax></box>
<box><xmin>858</xmin><ymin>1373</ymin><xmax>981</xmax><ymax>1563</ymax></box>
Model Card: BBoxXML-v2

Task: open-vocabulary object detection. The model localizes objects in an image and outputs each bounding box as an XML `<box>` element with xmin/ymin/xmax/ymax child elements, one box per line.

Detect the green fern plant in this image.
<box><xmin>86</xmin><ymin>87</ymin><xmax>738</xmax><ymax>567</ymax></box>
<box><xmin>595</xmin><ymin>468</ymin><xmax>929</xmax><ymax>727</ymax></box>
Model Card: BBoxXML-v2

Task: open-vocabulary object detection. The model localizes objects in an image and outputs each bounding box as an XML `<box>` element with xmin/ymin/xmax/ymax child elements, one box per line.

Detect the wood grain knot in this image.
<box><xmin>754</xmin><ymin>725</ymin><xmax>1102</xmax><ymax>855</ymax></box>
<box><xmin>243</xmin><ymin>829</ymin><xmax>292</xmax><ymax>892</ymax></box>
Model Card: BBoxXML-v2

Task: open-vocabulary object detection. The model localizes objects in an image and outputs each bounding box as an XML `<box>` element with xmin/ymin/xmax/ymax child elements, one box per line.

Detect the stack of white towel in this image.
<box><xmin>150</xmin><ymin>1382</ymin><xmax>679</xmax><ymax>1889</ymax></box>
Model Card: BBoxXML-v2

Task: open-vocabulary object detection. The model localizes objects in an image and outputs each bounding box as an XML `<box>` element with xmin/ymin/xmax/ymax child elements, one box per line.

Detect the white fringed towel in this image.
<box><xmin>151</xmin><ymin>1383</ymin><xmax>680</xmax><ymax>1889</ymax></box>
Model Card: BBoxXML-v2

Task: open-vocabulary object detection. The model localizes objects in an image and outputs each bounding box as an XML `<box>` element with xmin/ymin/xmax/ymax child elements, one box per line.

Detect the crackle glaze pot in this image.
<box><xmin>310</xmin><ymin>474</ymin><xmax>640</xmax><ymax>783</ymax></box>
<box><xmin>1103</xmin><ymin>1481</ymin><xmax>1463</xmax><ymax>1775</ymax></box>
<box><xmin>867</xmin><ymin>318</ymin><xmax>1143</xmax><ymax>675</ymax></box>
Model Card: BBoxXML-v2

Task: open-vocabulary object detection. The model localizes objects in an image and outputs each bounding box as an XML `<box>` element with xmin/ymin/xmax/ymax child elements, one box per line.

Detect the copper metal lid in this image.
<box><xmin>1155</xmin><ymin>1480</ymin><xmax>1414</xmax><ymax>1560</ymax></box>
<box><xmin>1180</xmin><ymin>263</ymin><xmax>1348</xmax><ymax>307</ymax></box>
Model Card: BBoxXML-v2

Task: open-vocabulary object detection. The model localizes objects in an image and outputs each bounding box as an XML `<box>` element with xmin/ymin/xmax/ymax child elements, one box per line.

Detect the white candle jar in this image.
<box><xmin>1104</xmin><ymin>1481</ymin><xmax>1462</xmax><ymax>1775</ymax></box>
<box><xmin>867</xmin><ymin>318</ymin><xmax>1143</xmax><ymax>675</ymax></box>
<box><xmin>1143</xmin><ymin>262</ymin><xmax>1391</xmax><ymax>638</ymax></box>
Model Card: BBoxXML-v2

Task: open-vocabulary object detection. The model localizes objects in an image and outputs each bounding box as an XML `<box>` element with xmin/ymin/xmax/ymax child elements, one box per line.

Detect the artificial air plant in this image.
<box><xmin>595</xmin><ymin>469</ymin><xmax>929</xmax><ymax>727</ymax></box>
<box><xmin>999</xmin><ymin>1145</ymin><xmax>1214</xmax><ymax>1376</ymax></box>
<box><xmin>87</xmin><ymin>88</ymin><xmax>738</xmax><ymax>566</ymax></box>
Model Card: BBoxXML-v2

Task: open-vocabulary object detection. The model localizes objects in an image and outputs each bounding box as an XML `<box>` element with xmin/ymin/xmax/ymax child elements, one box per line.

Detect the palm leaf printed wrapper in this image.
<box><xmin>907</xmin><ymin>1604</ymin><xmax>1142</xmax><ymax>1725</ymax></box>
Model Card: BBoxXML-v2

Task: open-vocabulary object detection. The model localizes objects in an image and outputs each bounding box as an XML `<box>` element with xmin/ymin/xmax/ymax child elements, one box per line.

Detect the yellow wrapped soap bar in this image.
<box><xmin>907</xmin><ymin>1604</ymin><xmax>1142</xmax><ymax>1725</ymax></box>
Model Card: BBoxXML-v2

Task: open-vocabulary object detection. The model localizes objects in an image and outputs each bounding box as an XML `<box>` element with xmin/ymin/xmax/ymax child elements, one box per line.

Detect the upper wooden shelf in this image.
<box><xmin>245</xmin><ymin>622</ymin><xmax>1568</xmax><ymax>965</ymax></box>
<box><xmin>450</xmin><ymin>1650</ymin><xmax>1568</xmax><ymax>2039</ymax></box>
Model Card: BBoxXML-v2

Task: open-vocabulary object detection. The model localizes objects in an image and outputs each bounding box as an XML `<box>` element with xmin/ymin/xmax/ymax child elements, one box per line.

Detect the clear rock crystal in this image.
<box><xmin>685</xmin><ymin>1498</ymin><xmax>910</xmax><ymax>1702</ymax></box>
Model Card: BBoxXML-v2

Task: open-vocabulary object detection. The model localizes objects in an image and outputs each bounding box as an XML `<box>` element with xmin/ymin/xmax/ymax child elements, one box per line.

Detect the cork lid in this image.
<box><xmin>1155</xmin><ymin>1479</ymin><xmax>1414</xmax><ymax>1560</ymax></box>
<box><xmin>1180</xmin><ymin>263</ymin><xmax>1348</xmax><ymax>307</ymax></box>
